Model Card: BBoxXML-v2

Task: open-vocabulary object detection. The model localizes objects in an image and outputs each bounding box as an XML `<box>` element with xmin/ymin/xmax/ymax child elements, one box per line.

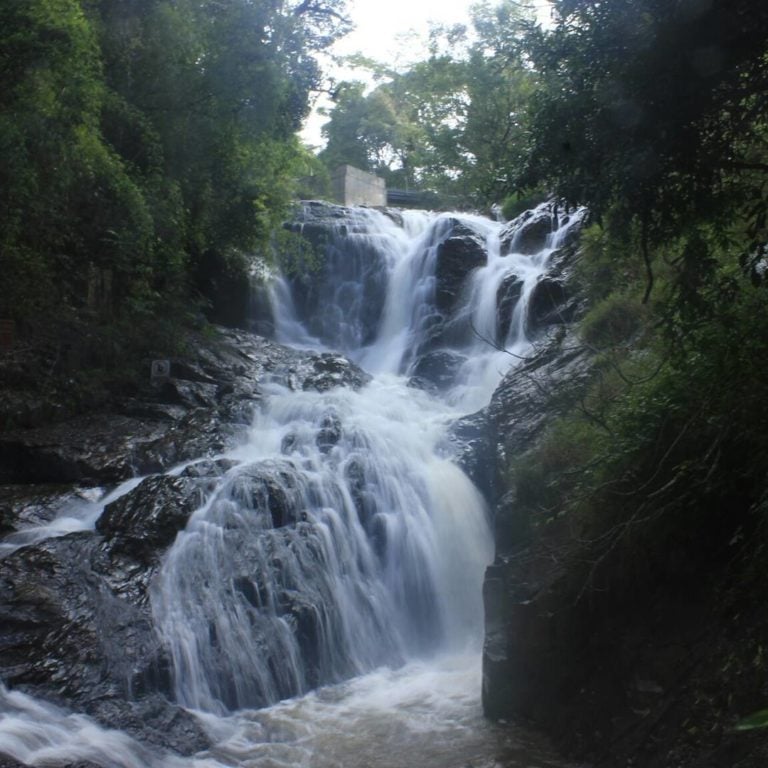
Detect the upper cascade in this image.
<box><xmin>278</xmin><ymin>200</ymin><xmax>585</xmax><ymax>412</ymax></box>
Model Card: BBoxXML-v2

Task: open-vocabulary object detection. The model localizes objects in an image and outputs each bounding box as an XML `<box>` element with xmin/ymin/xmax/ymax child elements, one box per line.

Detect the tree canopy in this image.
<box><xmin>521</xmin><ymin>0</ymin><xmax>768</xmax><ymax>237</ymax></box>
<box><xmin>318</xmin><ymin>0</ymin><xmax>536</xmax><ymax>207</ymax></box>
<box><xmin>0</xmin><ymin>0</ymin><xmax>348</xmax><ymax>355</ymax></box>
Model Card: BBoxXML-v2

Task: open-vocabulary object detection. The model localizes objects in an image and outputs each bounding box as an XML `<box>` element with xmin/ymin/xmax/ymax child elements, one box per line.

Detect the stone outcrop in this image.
<box><xmin>434</xmin><ymin>220</ymin><xmax>487</xmax><ymax>314</ymax></box>
<box><xmin>500</xmin><ymin>203</ymin><xmax>557</xmax><ymax>255</ymax></box>
<box><xmin>0</xmin><ymin>326</ymin><xmax>370</xmax><ymax>760</ymax></box>
<box><xmin>0</xmin><ymin>328</ymin><xmax>369</xmax><ymax>491</ymax></box>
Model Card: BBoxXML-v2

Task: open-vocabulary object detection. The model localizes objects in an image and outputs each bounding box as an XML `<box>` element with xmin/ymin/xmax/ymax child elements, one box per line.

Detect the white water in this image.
<box><xmin>0</xmin><ymin>655</ymin><xmax>571</xmax><ymax>768</ymax></box>
<box><xmin>0</xmin><ymin>203</ymin><xmax>583</xmax><ymax>767</ymax></box>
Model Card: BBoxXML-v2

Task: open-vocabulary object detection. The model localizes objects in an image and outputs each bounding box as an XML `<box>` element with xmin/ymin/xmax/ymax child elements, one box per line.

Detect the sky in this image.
<box><xmin>301</xmin><ymin>0</ymin><xmax>553</xmax><ymax>147</ymax></box>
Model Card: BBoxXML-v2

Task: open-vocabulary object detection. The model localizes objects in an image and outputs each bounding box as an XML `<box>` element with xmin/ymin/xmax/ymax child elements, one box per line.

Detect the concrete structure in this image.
<box><xmin>332</xmin><ymin>165</ymin><xmax>386</xmax><ymax>207</ymax></box>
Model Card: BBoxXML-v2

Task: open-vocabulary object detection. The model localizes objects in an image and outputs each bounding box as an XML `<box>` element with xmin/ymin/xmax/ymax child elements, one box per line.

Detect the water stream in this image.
<box><xmin>0</xmin><ymin>203</ymin><xmax>583</xmax><ymax>767</ymax></box>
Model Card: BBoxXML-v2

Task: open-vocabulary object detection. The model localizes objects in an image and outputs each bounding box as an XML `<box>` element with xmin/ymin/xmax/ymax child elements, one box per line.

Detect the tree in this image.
<box><xmin>519</xmin><ymin>0</ymin><xmax>768</xmax><ymax>241</ymax></box>
<box><xmin>317</xmin><ymin>0</ymin><xmax>535</xmax><ymax>206</ymax></box>
<box><xmin>0</xmin><ymin>0</ymin><xmax>350</xmax><ymax>352</ymax></box>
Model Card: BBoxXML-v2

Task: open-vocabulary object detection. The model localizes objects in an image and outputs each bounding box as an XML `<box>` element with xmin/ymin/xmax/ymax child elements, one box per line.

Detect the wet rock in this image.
<box><xmin>316</xmin><ymin>411</ymin><xmax>342</xmax><ymax>453</ymax></box>
<box><xmin>96</xmin><ymin>475</ymin><xmax>207</xmax><ymax>563</ymax></box>
<box><xmin>526</xmin><ymin>241</ymin><xmax>585</xmax><ymax>335</ymax></box>
<box><xmin>449</xmin><ymin>409</ymin><xmax>494</xmax><ymax>500</ymax></box>
<box><xmin>156</xmin><ymin>379</ymin><xmax>219</xmax><ymax>409</ymax></box>
<box><xmin>282</xmin><ymin>590</ymin><xmax>322</xmax><ymax>688</ymax></box>
<box><xmin>0</xmin><ymin>514</ymin><xmax>210</xmax><ymax>756</ymax></box>
<box><xmin>0</xmin><ymin>416</ymin><xmax>168</xmax><ymax>486</ymax></box>
<box><xmin>301</xmin><ymin>353</ymin><xmax>371</xmax><ymax>392</ymax></box>
<box><xmin>488</xmin><ymin>328</ymin><xmax>594</xmax><ymax>465</ymax></box>
<box><xmin>410</xmin><ymin>350</ymin><xmax>467</xmax><ymax>390</ymax></box>
<box><xmin>180</xmin><ymin>458</ymin><xmax>239</xmax><ymax>479</ymax></box>
<box><xmin>281</xmin><ymin>432</ymin><xmax>298</xmax><ymax>455</ymax></box>
<box><xmin>500</xmin><ymin>205</ymin><xmax>556</xmax><ymax>255</ymax></box>
<box><xmin>285</xmin><ymin>202</ymin><xmax>391</xmax><ymax>349</ymax></box>
<box><xmin>0</xmin><ymin>756</ymin><xmax>31</xmax><ymax>768</ymax></box>
<box><xmin>0</xmin><ymin>330</ymin><xmax>309</xmax><ymax>486</ymax></box>
<box><xmin>228</xmin><ymin>461</ymin><xmax>303</xmax><ymax>528</ymax></box>
<box><xmin>435</xmin><ymin>220</ymin><xmax>487</xmax><ymax>314</ymax></box>
<box><xmin>88</xmin><ymin>695</ymin><xmax>209</xmax><ymax>756</ymax></box>
<box><xmin>528</xmin><ymin>277</ymin><xmax>571</xmax><ymax>329</ymax></box>
<box><xmin>0</xmin><ymin>485</ymin><xmax>98</xmax><ymax>536</ymax></box>
<box><xmin>0</xmin><ymin>529</ymin><xmax>209</xmax><ymax>754</ymax></box>
<box><xmin>0</xmin><ymin>326</ymin><xmax>374</xmax><ymax>759</ymax></box>
<box><xmin>496</xmin><ymin>274</ymin><xmax>524</xmax><ymax>344</ymax></box>
<box><xmin>131</xmin><ymin>408</ymin><xmax>233</xmax><ymax>475</ymax></box>
<box><xmin>344</xmin><ymin>458</ymin><xmax>368</xmax><ymax>520</ymax></box>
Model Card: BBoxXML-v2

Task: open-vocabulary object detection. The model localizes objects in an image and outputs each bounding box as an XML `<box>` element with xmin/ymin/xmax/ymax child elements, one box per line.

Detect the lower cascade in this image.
<box><xmin>0</xmin><ymin>202</ymin><xmax>582</xmax><ymax>767</ymax></box>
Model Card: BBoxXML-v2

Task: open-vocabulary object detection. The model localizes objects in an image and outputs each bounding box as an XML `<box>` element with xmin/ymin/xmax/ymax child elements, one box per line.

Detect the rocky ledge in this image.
<box><xmin>0</xmin><ymin>327</ymin><xmax>370</xmax><ymax>760</ymax></box>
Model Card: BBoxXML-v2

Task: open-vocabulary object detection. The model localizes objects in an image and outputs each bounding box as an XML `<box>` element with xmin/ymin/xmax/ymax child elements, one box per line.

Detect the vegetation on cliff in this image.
<box><xmin>481</xmin><ymin>0</ymin><xmax>768</xmax><ymax>763</ymax></box>
<box><xmin>0</xmin><ymin>0</ymin><xmax>347</xmax><ymax>381</ymax></box>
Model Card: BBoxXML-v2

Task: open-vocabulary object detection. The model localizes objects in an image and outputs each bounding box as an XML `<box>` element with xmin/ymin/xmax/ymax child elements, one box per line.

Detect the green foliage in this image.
<box><xmin>580</xmin><ymin>293</ymin><xmax>647</xmax><ymax>349</ymax></box>
<box><xmin>501</xmin><ymin>191</ymin><xmax>548</xmax><ymax>220</ymax></box>
<box><xmin>511</xmin><ymin>416</ymin><xmax>602</xmax><ymax>525</ymax></box>
<box><xmin>318</xmin><ymin>0</ymin><xmax>535</xmax><ymax>207</ymax></box>
<box><xmin>512</xmin><ymin>226</ymin><xmax>768</xmax><ymax>599</ymax></box>
<box><xmin>0</xmin><ymin>0</ymin><xmax>349</xmax><ymax>370</ymax></box>
<box><xmin>734</xmin><ymin>709</ymin><xmax>768</xmax><ymax>732</ymax></box>
<box><xmin>519</xmin><ymin>0</ymin><xmax>768</xmax><ymax>248</ymax></box>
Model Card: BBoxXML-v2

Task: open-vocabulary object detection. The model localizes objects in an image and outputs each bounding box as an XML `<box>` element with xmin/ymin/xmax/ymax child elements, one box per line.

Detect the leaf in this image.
<box><xmin>733</xmin><ymin>709</ymin><xmax>768</xmax><ymax>732</ymax></box>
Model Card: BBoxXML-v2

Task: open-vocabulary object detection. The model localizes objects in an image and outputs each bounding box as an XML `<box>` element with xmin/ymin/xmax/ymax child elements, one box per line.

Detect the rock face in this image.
<box><xmin>500</xmin><ymin>203</ymin><xmax>557</xmax><ymax>255</ymax></box>
<box><xmin>284</xmin><ymin>201</ymin><xmax>392</xmax><ymax>349</ymax></box>
<box><xmin>0</xmin><ymin>328</ymin><xmax>369</xmax><ymax>491</ymax></box>
<box><xmin>0</xmin><ymin>326</ymin><xmax>370</xmax><ymax>760</ymax></box>
<box><xmin>434</xmin><ymin>220</ymin><xmax>488</xmax><ymax>314</ymax></box>
<box><xmin>285</xmin><ymin>203</ymin><xmax>492</xmax><ymax>391</ymax></box>
<box><xmin>479</xmin><ymin>329</ymin><xmax>596</xmax><ymax>721</ymax></box>
<box><xmin>0</xmin><ymin>529</ymin><xmax>210</xmax><ymax>754</ymax></box>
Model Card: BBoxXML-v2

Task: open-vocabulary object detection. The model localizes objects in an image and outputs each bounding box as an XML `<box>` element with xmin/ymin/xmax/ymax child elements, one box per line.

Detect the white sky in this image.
<box><xmin>301</xmin><ymin>0</ymin><xmax>552</xmax><ymax>148</ymax></box>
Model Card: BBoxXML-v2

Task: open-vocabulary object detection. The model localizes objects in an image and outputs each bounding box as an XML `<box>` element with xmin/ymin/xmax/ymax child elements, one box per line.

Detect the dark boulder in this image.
<box><xmin>0</xmin><ymin>485</ymin><xmax>96</xmax><ymax>537</ymax></box>
<box><xmin>130</xmin><ymin>408</ymin><xmax>234</xmax><ymax>477</ymax></box>
<box><xmin>527</xmin><ymin>277</ymin><xmax>571</xmax><ymax>329</ymax></box>
<box><xmin>228</xmin><ymin>461</ymin><xmax>303</xmax><ymax>529</ymax></box>
<box><xmin>96</xmin><ymin>475</ymin><xmax>208</xmax><ymax>563</ymax></box>
<box><xmin>0</xmin><ymin>416</ymin><xmax>169</xmax><ymax>486</ymax></box>
<box><xmin>0</xmin><ymin>327</ymin><xmax>377</xmax><ymax>760</ymax></box>
<box><xmin>496</xmin><ymin>273</ymin><xmax>524</xmax><ymax>344</ymax></box>
<box><xmin>316</xmin><ymin>410</ymin><xmax>342</xmax><ymax>453</ymax></box>
<box><xmin>448</xmin><ymin>409</ymin><xmax>495</xmax><ymax>501</ymax></box>
<box><xmin>181</xmin><ymin>458</ymin><xmax>239</xmax><ymax>479</ymax></box>
<box><xmin>0</xmin><ymin>532</ymin><xmax>209</xmax><ymax>755</ymax></box>
<box><xmin>409</xmin><ymin>350</ymin><xmax>467</xmax><ymax>390</ymax></box>
<box><xmin>434</xmin><ymin>220</ymin><xmax>487</xmax><ymax>314</ymax></box>
<box><xmin>500</xmin><ymin>205</ymin><xmax>555</xmax><ymax>255</ymax></box>
<box><xmin>301</xmin><ymin>353</ymin><xmax>371</xmax><ymax>392</ymax></box>
<box><xmin>525</xmin><ymin>242</ymin><xmax>584</xmax><ymax>334</ymax></box>
<box><xmin>285</xmin><ymin>202</ymin><xmax>391</xmax><ymax>350</ymax></box>
<box><xmin>0</xmin><ymin>329</ymin><xmax>368</xmax><ymax>488</ymax></box>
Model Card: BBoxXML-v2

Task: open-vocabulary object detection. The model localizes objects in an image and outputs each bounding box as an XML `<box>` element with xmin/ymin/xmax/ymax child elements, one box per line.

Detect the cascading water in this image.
<box><xmin>0</xmin><ymin>202</ymin><xmax>583</xmax><ymax>768</ymax></box>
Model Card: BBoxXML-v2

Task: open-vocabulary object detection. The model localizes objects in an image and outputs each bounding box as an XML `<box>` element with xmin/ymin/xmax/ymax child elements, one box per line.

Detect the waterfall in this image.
<box><xmin>0</xmin><ymin>201</ymin><xmax>582</xmax><ymax>767</ymax></box>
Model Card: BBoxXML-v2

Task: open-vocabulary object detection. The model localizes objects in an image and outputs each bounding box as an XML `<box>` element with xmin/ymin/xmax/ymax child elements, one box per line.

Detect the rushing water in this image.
<box><xmin>0</xmin><ymin>203</ymin><xmax>583</xmax><ymax>767</ymax></box>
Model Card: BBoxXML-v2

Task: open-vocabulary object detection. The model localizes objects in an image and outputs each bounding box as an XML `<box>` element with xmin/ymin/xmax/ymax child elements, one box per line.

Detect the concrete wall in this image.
<box><xmin>332</xmin><ymin>165</ymin><xmax>386</xmax><ymax>207</ymax></box>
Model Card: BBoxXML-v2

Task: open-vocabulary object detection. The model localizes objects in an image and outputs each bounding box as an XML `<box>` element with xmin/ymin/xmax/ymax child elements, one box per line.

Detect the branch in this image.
<box><xmin>641</xmin><ymin>215</ymin><xmax>654</xmax><ymax>305</ymax></box>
